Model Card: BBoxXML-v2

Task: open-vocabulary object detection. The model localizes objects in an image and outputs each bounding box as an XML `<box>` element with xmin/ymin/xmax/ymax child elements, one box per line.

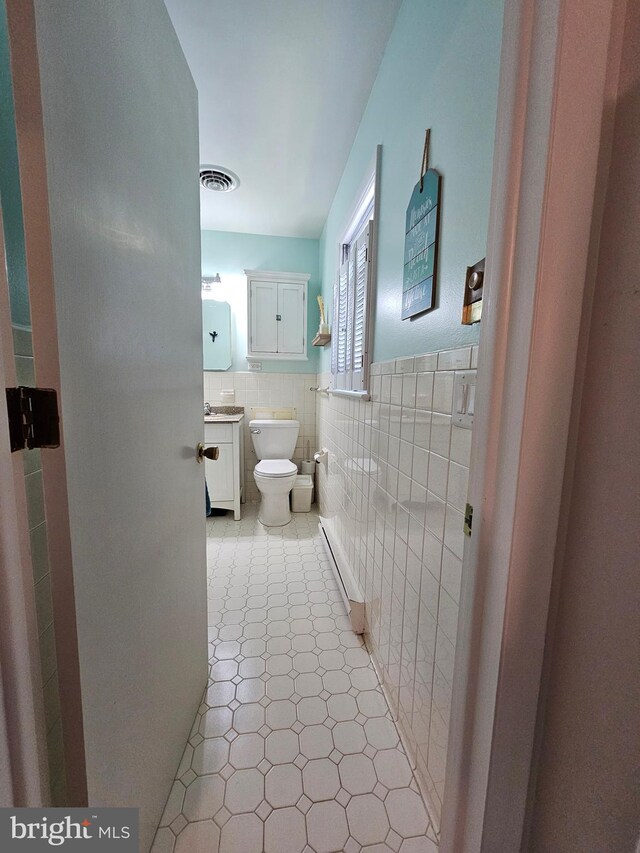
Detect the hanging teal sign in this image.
<box><xmin>402</xmin><ymin>160</ymin><xmax>441</xmax><ymax>320</ymax></box>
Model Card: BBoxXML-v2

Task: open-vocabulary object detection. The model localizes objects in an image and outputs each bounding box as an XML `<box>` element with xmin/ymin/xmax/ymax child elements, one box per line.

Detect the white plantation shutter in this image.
<box><xmin>330</xmin><ymin>205</ymin><xmax>375</xmax><ymax>394</ymax></box>
<box><xmin>351</xmin><ymin>222</ymin><xmax>371</xmax><ymax>391</ymax></box>
<box><xmin>345</xmin><ymin>247</ymin><xmax>355</xmax><ymax>375</ymax></box>
<box><xmin>336</xmin><ymin>255</ymin><xmax>349</xmax><ymax>378</ymax></box>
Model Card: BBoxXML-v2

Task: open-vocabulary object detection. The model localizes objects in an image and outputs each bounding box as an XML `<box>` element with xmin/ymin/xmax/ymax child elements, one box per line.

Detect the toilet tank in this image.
<box><xmin>250</xmin><ymin>419</ymin><xmax>300</xmax><ymax>460</ymax></box>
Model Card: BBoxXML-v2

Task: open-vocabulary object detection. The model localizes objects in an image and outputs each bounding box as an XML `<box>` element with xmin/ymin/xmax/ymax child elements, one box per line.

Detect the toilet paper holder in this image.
<box><xmin>314</xmin><ymin>448</ymin><xmax>328</xmax><ymax>469</ymax></box>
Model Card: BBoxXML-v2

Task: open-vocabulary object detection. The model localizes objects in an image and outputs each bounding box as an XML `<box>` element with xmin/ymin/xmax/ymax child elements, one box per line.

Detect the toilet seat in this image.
<box><xmin>255</xmin><ymin>459</ymin><xmax>297</xmax><ymax>478</ymax></box>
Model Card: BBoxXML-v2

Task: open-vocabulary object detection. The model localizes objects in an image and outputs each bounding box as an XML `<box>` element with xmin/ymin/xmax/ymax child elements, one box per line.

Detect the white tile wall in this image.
<box><xmin>204</xmin><ymin>372</ymin><xmax>317</xmax><ymax>501</ymax></box>
<box><xmin>315</xmin><ymin>345</ymin><xmax>478</xmax><ymax>833</ymax></box>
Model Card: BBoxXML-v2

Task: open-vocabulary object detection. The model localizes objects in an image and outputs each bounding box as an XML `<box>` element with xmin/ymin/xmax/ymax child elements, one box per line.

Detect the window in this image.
<box><xmin>330</xmin><ymin>148</ymin><xmax>380</xmax><ymax>397</ymax></box>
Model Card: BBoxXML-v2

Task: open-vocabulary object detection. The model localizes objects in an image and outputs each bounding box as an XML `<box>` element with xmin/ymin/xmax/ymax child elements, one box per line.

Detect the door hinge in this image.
<box><xmin>464</xmin><ymin>502</ymin><xmax>473</xmax><ymax>537</ymax></box>
<box><xmin>5</xmin><ymin>386</ymin><xmax>60</xmax><ymax>452</ymax></box>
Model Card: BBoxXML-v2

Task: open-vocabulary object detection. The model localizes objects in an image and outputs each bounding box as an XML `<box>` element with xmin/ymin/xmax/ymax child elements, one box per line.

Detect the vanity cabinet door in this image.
<box><xmin>205</xmin><ymin>443</ymin><xmax>234</xmax><ymax>502</ymax></box>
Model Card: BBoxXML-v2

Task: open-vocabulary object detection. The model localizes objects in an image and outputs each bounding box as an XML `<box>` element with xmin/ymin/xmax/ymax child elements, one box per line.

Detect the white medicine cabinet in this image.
<box><xmin>245</xmin><ymin>269</ymin><xmax>309</xmax><ymax>360</ymax></box>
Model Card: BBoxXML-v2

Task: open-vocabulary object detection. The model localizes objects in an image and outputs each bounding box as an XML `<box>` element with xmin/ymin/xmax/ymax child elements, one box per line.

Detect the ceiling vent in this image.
<box><xmin>199</xmin><ymin>166</ymin><xmax>240</xmax><ymax>193</ymax></box>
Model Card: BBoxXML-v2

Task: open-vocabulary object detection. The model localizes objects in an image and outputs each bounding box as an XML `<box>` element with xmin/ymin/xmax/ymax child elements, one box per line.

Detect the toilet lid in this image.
<box><xmin>255</xmin><ymin>459</ymin><xmax>297</xmax><ymax>478</ymax></box>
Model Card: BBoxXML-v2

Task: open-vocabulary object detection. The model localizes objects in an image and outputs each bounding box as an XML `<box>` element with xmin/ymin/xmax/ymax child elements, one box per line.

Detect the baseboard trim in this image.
<box><xmin>318</xmin><ymin>516</ymin><xmax>365</xmax><ymax>634</ymax></box>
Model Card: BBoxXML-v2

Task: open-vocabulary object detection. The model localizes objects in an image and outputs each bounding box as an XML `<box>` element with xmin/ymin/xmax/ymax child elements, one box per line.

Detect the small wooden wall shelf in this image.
<box><xmin>312</xmin><ymin>332</ymin><xmax>331</xmax><ymax>347</ymax></box>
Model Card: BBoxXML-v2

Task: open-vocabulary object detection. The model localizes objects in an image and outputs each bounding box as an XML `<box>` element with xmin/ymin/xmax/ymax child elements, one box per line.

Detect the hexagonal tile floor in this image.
<box><xmin>151</xmin><ymin>505</ymin><xmax>438</xmax><ymax>853</ymax></box>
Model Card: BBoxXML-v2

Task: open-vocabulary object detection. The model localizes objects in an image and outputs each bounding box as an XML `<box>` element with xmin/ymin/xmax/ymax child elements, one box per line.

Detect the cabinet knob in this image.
<box><xmin>196</xmin><ymin>442</ymin><xmax>219</xmax><ymax>463</ymax></box>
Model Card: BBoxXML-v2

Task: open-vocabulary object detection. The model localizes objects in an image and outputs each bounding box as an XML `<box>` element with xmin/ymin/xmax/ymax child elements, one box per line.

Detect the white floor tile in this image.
<box><xmin>265</xmin><ymin>762</ymin><xmax>303</xmax><ymax>808</ymax></box>
<box><xmin>307</xmin><ymin>800</ymin><xmax>350</xmax><ymax>852</ymax></box>
<box><xmin>173</xmin><ymin>820</ymin><xmax>220</xmax><ymax>853</ymax></box>
<box><xmin>347</xmin><ymin>793</ymin><xmax>390</xmax><ymax>846</ymax></box>
<box><xmin>338</xmin><ymin>753</ymin><xmax>377</xmax><ymax>796</ymax></box>
<box><xmin>152</xmin><ymin>505</ymin><xmax>436</xmax><ymax>851</ymax></box>
<box><xmin>302</xmin><ymin>757</ymin><xmax>340</xmax><ymax>802</ymax></box>
<box><xmin>264</xmin><ymin>806</ymin><xmax>306</xmax><ymax>853</ymax></box>
<box><xmin>219</xmin><ymin>813</ymin><xmax>263</xmax><ymax>853</ymax></box>
<box><xmin>182</xmin><ymin>775</ymin><xmax>224</xmax><ymax>823</ymax></box>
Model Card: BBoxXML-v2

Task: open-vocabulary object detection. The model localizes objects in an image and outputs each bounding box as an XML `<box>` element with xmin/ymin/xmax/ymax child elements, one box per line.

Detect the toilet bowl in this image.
<box><xmin>254</xmin><ymin>459</ymin><xmax>298</xmax><ymax>526</ymax></box>
<box><xmin>249</xmin><ymin>419</ymin><xmax>300</xmax><ymax>526</ymax></box>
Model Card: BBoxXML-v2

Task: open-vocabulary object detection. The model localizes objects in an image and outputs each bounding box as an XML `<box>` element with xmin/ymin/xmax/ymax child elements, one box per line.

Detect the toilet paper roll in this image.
<box><xmin>301</xmin><ymin>460</ymin><xmax>315</xmax><ymax>475</ymax></box>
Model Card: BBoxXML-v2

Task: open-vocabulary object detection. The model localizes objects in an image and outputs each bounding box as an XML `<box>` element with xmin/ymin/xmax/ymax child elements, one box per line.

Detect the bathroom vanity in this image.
<box><xmin>204</xmin><ymin>409</ymin><xmax>244</xmax><ymax>519</ymax></box>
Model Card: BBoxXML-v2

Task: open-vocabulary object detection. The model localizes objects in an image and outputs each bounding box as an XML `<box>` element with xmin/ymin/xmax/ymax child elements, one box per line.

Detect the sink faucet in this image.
<box><xmin>204</xmin><ymin>401</ymin><xmax>211</xmax><ymax>415</ymax></box>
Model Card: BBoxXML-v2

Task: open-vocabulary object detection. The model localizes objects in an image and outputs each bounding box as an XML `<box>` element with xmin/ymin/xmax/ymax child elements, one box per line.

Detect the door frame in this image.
<box><xmin>5</xmin><ymin>0</ymin><xmax>88</xmax><ymax>805</ymax></box>
<box><xmin>0</xmin><ymin>214</ymin><xmax>49</xmax><ymax>806</ymax></box>
<box><xmin>441</xmin><ymin>0</ymin><xmax>625</xmax><ymax>849</ymax></box>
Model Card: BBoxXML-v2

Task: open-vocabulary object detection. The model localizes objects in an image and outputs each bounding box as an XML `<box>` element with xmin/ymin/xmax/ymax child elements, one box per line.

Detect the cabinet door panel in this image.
<box><xmin>250</xmin><ymin>281</ymin><xmax>278</xmax><ymax>353</ymax></box>
<box><xmin>277</xmin><ymin>282</ymin><xmax>305</xmax><ymax>354</ymax></box>
<box><xmin>205</xmin><ymin>443</ymin><xmax>234</xmax><ymax>501</ymax></box>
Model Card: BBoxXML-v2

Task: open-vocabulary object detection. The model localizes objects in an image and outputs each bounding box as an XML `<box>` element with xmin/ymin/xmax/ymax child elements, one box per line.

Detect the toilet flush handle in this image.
<box><xmin>250</xmin><ymin>428</ymin><xmax>261</xmax><ymax>434</ymax></box>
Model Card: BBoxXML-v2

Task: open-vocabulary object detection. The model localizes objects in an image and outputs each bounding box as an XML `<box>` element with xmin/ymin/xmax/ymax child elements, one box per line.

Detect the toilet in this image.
<box><xmin>249</xmin><ymin>419</ymin><xmax>300</xmax><ymax>526</ymax></box>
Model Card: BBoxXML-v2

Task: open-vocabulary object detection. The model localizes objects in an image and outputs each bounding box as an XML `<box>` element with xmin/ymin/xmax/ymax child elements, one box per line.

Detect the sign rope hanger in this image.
<box><xmin>420</xmin><ymin>128</ymin><xmax>430</xmax><ymax>192</ymax></box>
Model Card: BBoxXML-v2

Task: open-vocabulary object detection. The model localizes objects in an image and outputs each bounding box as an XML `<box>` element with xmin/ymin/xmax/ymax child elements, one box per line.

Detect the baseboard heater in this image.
<box><xmin>318</xmin><ymin>516</ymin><xmax>365</xmax><ymax>634</ymax></box>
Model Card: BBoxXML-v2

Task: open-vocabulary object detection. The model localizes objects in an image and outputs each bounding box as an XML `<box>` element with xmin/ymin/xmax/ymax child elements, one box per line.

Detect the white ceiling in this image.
<box><xmin>164</xmin><ymin>0</ymin><xmax>401</xmax><ymax>239</ymax></box>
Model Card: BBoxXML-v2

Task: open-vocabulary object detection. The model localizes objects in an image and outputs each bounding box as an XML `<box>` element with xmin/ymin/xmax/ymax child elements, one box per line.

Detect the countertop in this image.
<box><xmin>204</xmin><ymin>406</ymin><xmax>245</xmax><ymax>424</ymax></box>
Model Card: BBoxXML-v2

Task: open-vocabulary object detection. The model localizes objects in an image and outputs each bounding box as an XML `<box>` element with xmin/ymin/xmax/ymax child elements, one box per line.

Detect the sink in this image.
<box><xmin>204</xmin><ymin>405</ymin><xmax>244</xmax><ymax>422</ymax></box>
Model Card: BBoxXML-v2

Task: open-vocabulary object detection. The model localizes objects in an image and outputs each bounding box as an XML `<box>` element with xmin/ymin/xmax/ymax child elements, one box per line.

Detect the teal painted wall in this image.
<box><xmin>319</xmin><ymin>0</ymin><xmax>504</xmax><ymax>370</ymax></box>
<box><xmin>201</xmin><ymin>229</ymin><xmax>320</xmax><ymax>373</ymax></box>
<box><xmin>0</xmin><ymin>0</ymin><xmax>30</xmax><ymax>328</ymax></box>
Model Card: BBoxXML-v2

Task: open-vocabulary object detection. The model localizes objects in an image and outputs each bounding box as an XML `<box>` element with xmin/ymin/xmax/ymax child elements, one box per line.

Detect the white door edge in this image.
<box><xmin>441</xmin><ymin>0</ymin><xmax>622</xmax><ymax>850</ymax></box>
